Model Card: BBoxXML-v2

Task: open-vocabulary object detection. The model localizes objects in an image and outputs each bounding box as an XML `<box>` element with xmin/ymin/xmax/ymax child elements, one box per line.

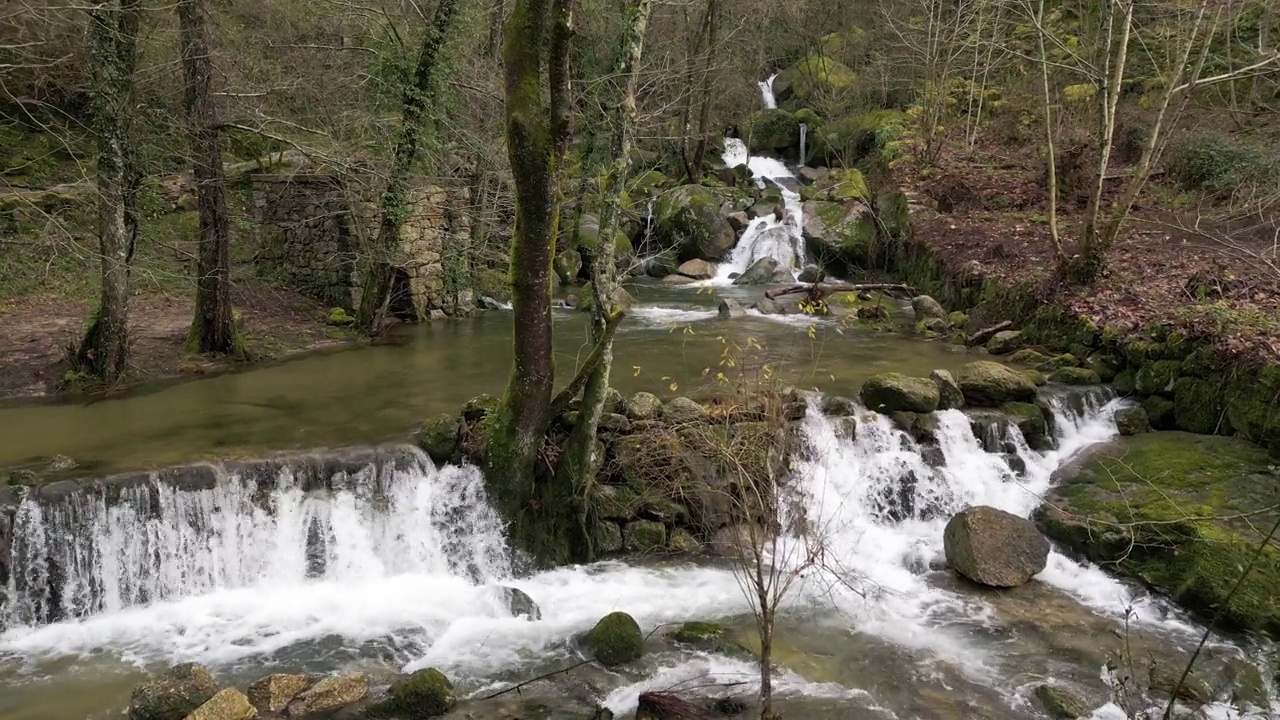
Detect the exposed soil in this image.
<box><xmin>0</xmin><ymin>280</ymin><xmax>349</xmax><ymax>400</ymax></box>
<box><xmin>905</xmin><ymin>146</ymin><xmax>1280</xmax><ymax>362</ymax></box>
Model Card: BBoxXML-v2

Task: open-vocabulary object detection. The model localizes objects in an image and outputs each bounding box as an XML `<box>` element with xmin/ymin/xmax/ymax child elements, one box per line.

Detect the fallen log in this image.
<box><xmin>966</xmin><ymin>320</ymin><xmax>1014</xmax><ymax>347</ymax></box>
<box><xmin>636</xmin><ymin>691</ymin><xmax>712</xmax><ymax>719</ymax></box>
<box><xmin>764</xmin><ymin>282</ymin><xmax>918</xmax><ymax>302</ymax></box>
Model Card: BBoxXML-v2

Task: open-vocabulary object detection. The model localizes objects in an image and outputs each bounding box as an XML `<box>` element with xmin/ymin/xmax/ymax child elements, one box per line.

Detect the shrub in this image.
<box><xmin>1167</xmin><ymin>133</ymin><xmax>1279</xmax><ymax>196</ymax></box>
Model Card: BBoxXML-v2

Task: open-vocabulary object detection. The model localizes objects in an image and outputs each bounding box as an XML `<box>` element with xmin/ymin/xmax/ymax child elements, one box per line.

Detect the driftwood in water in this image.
<box><xmin>966</xmin><ymin>320</ymin><xmax>1014</xmax><ymax>347</ymax></box>
<box><xmin>636</xmin><ymin>691</ymin><xmax>712</xmax><ymax>719</ymax></box>
<box><xmin>764</xmin><ymin>282</ymin><xmax>917</xmax><ymax>303</ymax></box>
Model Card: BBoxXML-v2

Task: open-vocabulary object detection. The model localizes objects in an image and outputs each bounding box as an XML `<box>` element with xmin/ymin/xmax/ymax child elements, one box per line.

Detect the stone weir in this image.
<box><xmin>0</xmin><ymin>444</ymin><xmax>442</xmax><ymax>632</ymax></box>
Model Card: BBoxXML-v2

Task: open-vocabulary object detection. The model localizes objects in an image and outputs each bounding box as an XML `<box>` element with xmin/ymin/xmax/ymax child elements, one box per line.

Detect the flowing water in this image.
<box><xmin>713</xmin><ymin>138</ymin><xmax>805</xmax><ymax>282</ymax></box>
<box><xmin>758</xmin><ymin>73</ymin><xmax>779</xmax><ymax>110</ymax></box>
<box><xmin>2</xmin><ymin>389</ymin><xmax>1275</xmax><ymax>719</ymax></box>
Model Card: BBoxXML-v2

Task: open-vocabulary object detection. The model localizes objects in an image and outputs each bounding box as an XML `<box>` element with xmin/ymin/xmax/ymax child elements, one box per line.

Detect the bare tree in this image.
<box><xmin>72</xmin><ymin>0</ymin><xmax>142</xmax><ymax>384</ymax></box>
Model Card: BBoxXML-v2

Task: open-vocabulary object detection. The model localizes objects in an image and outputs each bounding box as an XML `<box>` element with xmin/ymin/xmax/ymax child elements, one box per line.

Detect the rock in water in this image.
<box><xmin>496</xmin><ymin>586</ymin><xmax>541</xmax><ymax>620</ymax></box>
<box><xmin>586</xmin><ymin>611</ymin><xmax>644</xmax><ymax>667</ymax></box>
<box><xmin>416</xmin><ymin>414</ymin><xmax>460</xmax><ymax>464</ymax></box>
<box><xmin>911</xmin><ymin>295</ymin><xmax>947</xmax><ymax>322</ymax></box>
<box><xmin>285</xmin><ymin>673</ymin><xmax>368</xmax><ymax>717</ymax></box>
<box><xmin>661</xmin><ymin>274</ymin><xmax>698</xmax><ymax>285</ymax></box>
<box><xmin>184</xmin><ymin>689</ymin><xmax>256</xmax><ymax>720</ymax></box>
<box><xmin>1049</xmin><ymin>367</ymin><xmax>1101</xmax><ymax>385</ymax></box>
<box><xmin>957</xmin><ymin>361</ymin><xmax>1037</xmax><ymax>407</ymax></box>
<box><xmin>1034</xmin><ymin>684</ymin><xmax>1090</xmax><ymax>719</ymax></box>
<box><xmin>797</xmin><ymin>264</ymin><xmax>823</xmax><ymax>283</ymax></box>
<box><xmin>860</xmin><ymin>373</ymin><xmax>940</xmax><ymax>414</ymax></box>
<box><xmin>717</xmin><ymin>298</ymin><xmax>745</xmax><ymax>319</ymax></box>
<box><xmin>1114</xmin><ymin>406</ymin><xmax>1149</xmax><ymax>435</ymax></box>
<box><xmin>379</xmin><ymin>669</ymin><xmax>457</xmax><ymax>719</ymax></box>
<box><xmin>944</xmin><ymin>506</ymin><xmax>1049</xmax><ymax>587</ymax></box>
<box><xmin>676</xmin><ymin>258</ymin><xmax>716</xmax><ymax>280</ymax></box>
<box><xmin>753</xmin><ymin>296</ymin><xmax>781</xmax><ymax>314</ymax></box>
<box><xmin>732</xmin><ymin>257</ymin><xmax>781</xmax><ymax>285</ymax></box>
<box><xmin>248</xmin><ymin>675</ymin><xmax>313</xmax><ymax>715</ymax></box>
<box><xmin>985</xmin><ymin>330</ymin><xmax>1024</xmax><ymax>355</ymax></box>
<box><xmin>129</xmin><ymin>663</ymin><xmax>219</xmax><ymax>720</ymax></box>
<box><xmin>931</xmin><ymin>369</ymin><xmax>965</xmax><ymax>410</ymax></box>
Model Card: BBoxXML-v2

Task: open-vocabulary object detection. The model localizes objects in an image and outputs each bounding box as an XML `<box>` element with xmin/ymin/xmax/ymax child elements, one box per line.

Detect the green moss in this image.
<box><xmin>782</xmin><ymin>55</ymin><xmax>858</xmax><ymax>104</ymax></box>
<box><xmin>1135</xmin><ymin>360</ymin><xmax>1182</xmax><ymax>396</ymax></box>
<box><xmin>1023</xmin><ymin>369</ymin><xmax>1047</xmax><ymax>387</ymax></box>
<box><xmin>1225</xmin><ymin>365</ymin><xmax>1280</xmax><ymax>457</ymax></box>
<box><xmin>860</xmin><ymin>373</ymin><xmax>940</xmax><ymax>414</ymax></box>
<box><xmin>327</xmin><ymin>307</ymin><xmax>356</xmax><ymax>326</ymax></box>
<box><xmin>1039</xmin><ymin>433</ymin><xmax>1280</xmax><ymax>635</ymax></box>
<box><xmin>1173</xmin><ymin>376</ymin><xmax>1232</xmax><ymax>436</ymax></box>
<box><xmin>947</xmin><ymin>311</ymin><xmax>969</xmax><ymax>328</ymax></box>
<box><xmin>739</xmin><ymin>109</ymin><xmax>800</xmax><ymax>152</ymax></box>
<box><xmin>672</xmin><ymin>621</ymin><xmax>724</xmax><ymax>646</ymax></box>
<box><xmin>1114</xmin><ymin>370</ymin><xmax>1137</xmax><ymax>394</ymax></box>
<box><xmin>586</xmin><ymin>611</ymin><xmax>644</xmax><ymax>667</ymax></box>
<box><xmin>1050</xmin><ymin>367</ymin><xmax>1101</xmax><ymax>385</ymax></box>
<box><xmin>1143</xmin><ymin>395</ymin><xmax>1176</xmax><ymax>430</ymax></box>
<box><xmin>379</xmin><ymin>668</ymin><xmax>456</xmax><ymax>719</ymax></box>
<box><xmin>827</xmin><ymin>168</ymin><xmax>869</xmax><ymax>201</ymax></box>
<box><xmin>416</xmin><ymin>414</ymin><xmax>461</xmax><ymax>463</ymax></box>
<box><xmin>1002</xmin><ymin>401</ymin><xmax>1048</xmax><ymax>441</ymax></box>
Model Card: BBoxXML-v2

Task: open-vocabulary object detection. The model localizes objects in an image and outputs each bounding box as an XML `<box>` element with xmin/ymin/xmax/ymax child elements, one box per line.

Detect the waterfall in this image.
<box><xmin>758</xmin><ymin>73</ymin><xmax>778</xmax><ymax>109</ymax></box>
<box><xmin>714</xmin><ymin>138</ymin><xmax>805</xmax><ymax>283</ymax></box>
<box><xmin>798</xmin><ymin>123</ymin><xmax>807</xmax><ymax>166</ymax></box>
<box><xmin>0</xmin><ymin>449</ymin><xmax>511</xmax><ymax>631</ymax></box>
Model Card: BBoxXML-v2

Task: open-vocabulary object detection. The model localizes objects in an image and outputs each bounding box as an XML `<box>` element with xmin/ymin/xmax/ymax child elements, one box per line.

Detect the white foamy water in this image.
<box><xmin>710</xmin><ymin>138</ymin><xmax>804</xmax><ymax>285</ymax></box>
<box><xmin>758</xmin><ymin>73</ymin><xmax>778</xmax><ymax>110</ymax></box>
<box><xmin>626</xmin><ymin>305</ymin><xmax>717</xmax><ymax>327</ymax></box>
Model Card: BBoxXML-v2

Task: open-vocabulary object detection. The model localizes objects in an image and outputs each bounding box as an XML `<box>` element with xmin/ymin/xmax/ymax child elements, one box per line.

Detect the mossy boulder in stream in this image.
<box><xmin>1036</xmin><ymin>432</ymin><xmax>1280</xmax><ymax>635</ymax></box>
<box><xmin>957</xmin><ymin>361</ymin><xmax>1037</xmax><ymax>407</ymax></box>
<box><xmin>860</xmin><ymin>373</ymin><xmax>939</xmax><ymax>414</ymax></box>
<box><xmin>1049</xmin><ymin>367</ymin><xmax>1101</xmax><ymax>386</ymax></box>
<box><xmin>1225</xmin><ymin>365</ymin><xmax>1280</xmax><ymax>457</ymax></box>
<box><xmin>739</xmin><ymin>109</ymin><xmax>800</xmax><ymax>152</ymax></box>
<box><xmin>671</xmin><ymin>621</ymin><xmax>726</xmax><ymax>651</ymax></box>
<box><xmin>184</xmin><ymin>689</ymin><xmax>256</xmax><ymax>720</ymax></box>
<box><xmin>654</xmin><ymin>185</ymin><xmax>738</xmax><ymax>262</ymax></box>
<box><xmin>587</xmin><ymin>611</ymin><xmax>644</xmax><ymax>667</ymax></box>
<box><xmin>128</xmin><ymin>663</ymin><xmax>219</xmax><ymax>720</ymax></box>
<box><xmin>944</xmin><ymin>506</ymin><xmax>1049</xmax><ymax>587</ymax></box>
<box><xmin>1034</xmin><ymin>684</ymin><xmax>1090</xmax><ymax>719</ymax></box>
<box><xmin>416</xmin><ymin>414</ymin><xmax>460</xmax><ymax>464</ymax></box>
<box><xmin>377</xmin><ymin>668</ymin><xmax>456</xmax><ymax>719</ymax></box>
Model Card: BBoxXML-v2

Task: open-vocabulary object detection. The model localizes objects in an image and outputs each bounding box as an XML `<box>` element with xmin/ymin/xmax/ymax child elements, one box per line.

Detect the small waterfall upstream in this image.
<box><xmin>758</xmin><ymin>73</ymin><xmax>778</xmax><ymax>109</ymax></box>
<box><xmin>715</xmin><ymin>138</ymin><xmax>805</xmax><ymax>283</ymax></box>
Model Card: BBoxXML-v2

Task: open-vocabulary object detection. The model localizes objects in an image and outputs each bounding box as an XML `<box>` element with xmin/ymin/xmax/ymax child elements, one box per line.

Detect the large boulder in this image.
<box><xmin>495</xmin><ymin>586</ymin><xmax>541</xmax><ymax>620</ymax></box>
<box><xmin>985</xmin><ymin>330</ymin><xmax>1024</xmax><ymax>355</ymax></box>
<box><xmin>1034</xmin><ymin>684</ymin><xmax>1090</xmax><ymax>719</ymax></box>
<box><xmin>586</xmin><ymin>611</ymin><xmax>644</xmax><ymax>667</ymax></box>
<box><xmin>416</xmin><ymin>414</ymin><xmax>460</xmax><ymax>464</ymax></box>
<box><xmin>1036</xmin><ymin>432</ymin><xmax>1280</xmax><ymax>635</ymax></box>
<box><xmin>718</xmin><ymin>298</ymin><xmax>745</xmax><ymax>319</ymax></box>
<box><xmin>931</xmin><ymin>369</ymin><xmax>965</xmax><ymax>410</ymax></box>
<box><xmin>247</xmin><ymin>675</ymin><xmax>313</xmax><ymax>715</ymax></box>
<box><xmin>379</xmin><ymin>669</ymin><xmax>457</xmax><ymax>719</ymax></box>
<box><xmin>957</xmin><ymin>361</ymin><xmax>1037</xmax><ymax>407</ymax></box>
<box><xmin>625</xmin><ymin>392</ymin><xmax>662</xmax><ymax>421</ymax></box>
<box><xmin>911</xmin><ymin>295</ymin><xmax>947</xmax><ymax>322</ymax></box>
<box><xmin>643</xmin><ymin>249</ymin><xmax>680</xmax><ymax>278</ymax></box>
<box><xmin>285</xmin><ymin>673</ymin><xmax>368</xmax><ymax>717</ymax></box>
<box><xmin>860</xmin><ymin>373</ymin><xmax>940</xmax><ymax>414</ymax></box>
<box><xmin>654</xmin><ymin>185</ymin><xmax>738</xmax><ymax>262</ymax></box>
<box><xmin>732</xmin><ymin>257</ymin><xmax>780</xmax><ymax>285</ymax></box>
<box><xmin>802</xmin><ymin>200</ymin><xmax>877</xmax><ymax>274</ymax></box>
<box><xmin>183</xmin><ymin>689</ymin><xmax>256</xmax><ymax>720</ymax></box>
<box><xmin>676</xmin><ymin>258</ymin><xmax>716</xmax><ymax>280</ymax></box>
<box><xmin>128</xmin><ymin>663</ymin><xmax>219</xmax><ymax>720</ymax></box>
<box><xmin>625</xmin><ymin>519</ymin><xmax>667</xmax><ymax>552</ymax></box>
<box><xmin>662</xmin><ymin>396</ymin><xmax>708</xmax><ymax>424</ymax></box>
<box><xmin>944</xmin><ymin>506</ymin><xmax>1049</xmax><ymax>587</ymax></box>
<box><xmin>739</xmin><ymin>109</ymin><xmax>800</xmax><ymax>153</ymax></box>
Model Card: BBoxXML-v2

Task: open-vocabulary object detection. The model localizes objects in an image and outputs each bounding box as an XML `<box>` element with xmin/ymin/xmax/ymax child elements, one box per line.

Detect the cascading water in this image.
<box><xmin>758</xmin><ymin>73</ymin><xmax>778</xmax><ymax>109</ymax></box>
<box><xmin>714</xmin><ymin>138</ymin><xmax>805</xmax><ymax>283</ymax></box>
<box><xmin>798</xmin><ymin>123</ymin><xmax>808</xmax><ymax>166</ymax></box>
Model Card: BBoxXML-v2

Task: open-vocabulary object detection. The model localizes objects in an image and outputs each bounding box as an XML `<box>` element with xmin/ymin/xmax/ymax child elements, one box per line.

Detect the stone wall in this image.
<box><xmin>251</xmin><ymin>173</ymin><xmax>473</xmax><ymax>318</ymax></box>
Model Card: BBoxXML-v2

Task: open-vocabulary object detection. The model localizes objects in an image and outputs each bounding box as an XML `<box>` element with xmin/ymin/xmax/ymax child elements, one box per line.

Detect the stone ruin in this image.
<box><xmin>250</xmin><ymin>172</ymin><xmax>473</xmax><ymax>319</ymax></box>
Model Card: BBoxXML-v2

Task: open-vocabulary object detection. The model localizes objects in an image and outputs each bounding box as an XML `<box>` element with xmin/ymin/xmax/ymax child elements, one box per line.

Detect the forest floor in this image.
<box><xmin>904</xmin><ymin>144</ymin><xmax>1280</xmax><ymax>362</ymax></box>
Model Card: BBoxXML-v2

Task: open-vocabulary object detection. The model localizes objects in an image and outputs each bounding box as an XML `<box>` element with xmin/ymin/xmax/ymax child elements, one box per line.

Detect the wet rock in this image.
<box><xmin>911</xmin><ymin>295</ymin><xmax>947</xmax><ymax>322</ymax></box>
<box><xmin>415</xmin><ymin>414</ymin><xmax>460</xmax><ymax>464</ymax></box>
<box><xmin>726</xmin><ymin>212</ymin><xmax>750</xmax><ymax>233</ymax></box>
<box><xmin>834</xmin><ymin>416</ymin><xmax>858</xmax><ymax>440</ymax></box>
<box><xmin>944</xmin><ymin>506</ymin><xmax>1049</xmax><ymax>587</ymax></box>
<box><xmin>1050</xmin><ymin>367</ymin><xmax>1101</xmax><ymax>385</ymax></box>
<box><xmin>820</xmin><ymin>395</ymin><xmax>858</xmax><ymax>416</ymax></box>
<box><xmin>183</xmin><ymin>689</ymin><xmax>256</xmax><ymax>720</ymax></box>
<box><xmin>753</xmin><ymin>296</ymin><xmax>780</xmax><ymax>314</ymax></box>
<box><xmin>128</xmin><ymin>663</ymin><xmax>219</xmax><ymax>720</ymax></box>
<box><xmin>1002</xmin><ymin>401</ymin><xmax>1049</xmax><ymax>447</ymax></box>
<box><xmin>496</xmin><ymin>586</ymin><xmax>541</xmax><ymax>620</ymax></box>
<box><xmin>947</xmin><ymin>311</ymin><xmax>969</xmax><ymax>328</ymax></box>
<box><xmin>985</xmin><ymin>330</ymin><xmax>1024</xmax><ymax>355</ymax></box>
<box><xmin>739</xmin><ymin>108</ymin><xmax>801</xmax><ymax>153</ymax></box>
<box><xmin>247</xmin><ymin>674</ymin><xmax>313</xmax><ymax>715</ymax></box>
<box><xmin>625</xmin><ymin>392</ymin><xmax>662</xmax><ymax>421</ymax></box>
<box><xmin>797</xmin><ymin>264</ymin><xmax>823</xmax><ymax>283</ymax></box>
<box><xmin>662</xmin><ymin>274</ymin><xmax>699</xmax><ymax>285</ymax></box>
<box><xmin>624</xmin><ymin>520</ymin><xmax>667</xmax><ymax>552</ymax></box>
<box><xmin>380</xmin><ymin>668</ymin><xmax>456</xmax><ymax>719</ymax></box>
<box><xmin>461</xmin><ymin>394</ymin><xmax>499</xmax><ymax>422</ymax></box>
<box><xmin>931</xmin><ymin>369</ymin><xmax>964</xmax><ymax>410</ymax></box>
<box><xmin>860</xmin><ymin>373</ymin><xmax>940</xmax><ymax>414</ymax></box>
<box><xmin>875</xmin><ymin>469</ymin><xmax>919</xmax><ymax>522</ymax></box>
<box><xmin>285</xmin><ymin>673</ymin><xmax>368</xmax><ymax>717</ymax></box>
<box><xmin>662</xmin><ymin>397</ymin><xmax>708</xmax><ymax>424</ymax></box>
<box><xmin>597</xmin><ymin>521</ymin><xmax>624</xmax><ymax>553</ymax></box>
<box><xmin>1034</xmin><ymin>684</ymin><xmax>1090</xmax><ymax>719</ymax></box>
<box><xmin>718</xmin><ymin>298</ymin><xmax>745</xmax><ymax>319</ymax></box>
<box><xmin>1086</xmin><ymin>353</ymin><xmax>1123</xmax><ymax>382</ymax></box>
<box><xmin>668</xmin><ymin>528</ymin><xmax>700</xmax><ymax>553</ymax></box>
<box><xmin>670</xmin><ymin>621</ymin><xmax>725</xmax><ymax>651</ymax></box>
<box><xmin>1143</xmin><ymin>395</ymin><xmax>1176</xmax><ymax>430</ymax></box>
<box><xmin>644</xmin><ymin>250</ymin><xmax>680</xmax><ymax>278</ymax></box>
<box><xmin>732</xmin><ymin>257</ymin><xmax>780</xmax><ymax>285</ymax></box>
<box><xmin>1114</xmin><ymin>406</ymin><xmax>1150</xmax><ymax>435</ymax></box>
<box><xmin>654</xmin><ymin>185</ymin><xmax>738</xmax><ymax>262</ymax></box>
<box><xmin>957</xmin><ymin>361</ymin><xmax>1037</xmax><ymax>407</ymax></box>
<box><xmin>921</xmin><ymin>444</ymin><xmax>946</xmax><ymax>468</ymax></box>
<box><xmin>1149</xmin><ymin>662</ymin><xmax>1213</xmax><ymax>706</ymax></box>
<box><xmin>47</xmin><ymin>454</ymin><xmax>77</xmax><ymax>472</ymax></box>
<box><xmin>1001</xmin><ymin>453</ymin><xmax>1027</xmax><ymax>477</ymax></box>
<box><xmin>477</xmin><ymin>295</ymin><xmax>505</xmax><ymax>310</ymax></box>
<box><xmin>1023</xmin><ymin>369</ymin><xmax>1048</xmax><ymax>387</ymax></box>
<box><xmin>676</xmin><ymin>258</ymin><xmax>716</xmax><ymax>280</ymax></box>
<box><xmin>586</xmin><ymin>611</ymin><xmax>644</xmax><ymax>667</ymax></box>
<box><xmin>891</xmin><ymin>412</ymin><xmax>939</xmax><ymax>445</ymax></box>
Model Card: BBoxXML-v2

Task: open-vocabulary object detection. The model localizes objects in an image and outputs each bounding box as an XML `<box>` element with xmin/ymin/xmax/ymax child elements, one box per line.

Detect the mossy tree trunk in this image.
<box><xmin>484</xmin><ymin>0</ymin><xmax>576</xmax><ymax>561</ymax></box>
<box><xmin>553</xmin><ymin>0</ymin><xmax>654</xmax><ymax>563</ymax></box>
<box><xmin>357</xmin><ymin>0</ymin><xmax>460</xmax><ymax>335</ymax></box>
<box><xmin>74</xmin><ymin>0</ymin><xmax>142</xmax><ymax>385</ymax></box>
<box><xmin>178</xmin><ymin>0</ymin><xmax>240</xmax><ymax>356</ymax></box>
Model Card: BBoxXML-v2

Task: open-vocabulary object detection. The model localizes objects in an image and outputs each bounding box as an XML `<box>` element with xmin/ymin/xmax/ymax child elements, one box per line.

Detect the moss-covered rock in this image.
<box><xmin>577</xmin><ymin>282</ymin><xmax>635</xmax><ymax>315</ymax></box>
<box><xmin>1114</xmin><ymin>406</ymin><xmax>1150</xmax><ymax>436</ymax></box>
<box><xmin>1143</xmin><ymin>395</ymin><xmax>1177</xmax><ymax>430</ymax></box>
<box><xmin>128</xmin><ymin>663</ymin><xmax>219</xmax><ymax>720</ymax></box>
<box><xmin>825</xmin><ymin>167</ymin><xmax>869</xmax><ymax>201</ymax></box>
<box><xmin>184</xmin><ymin>689</ymin><xmax>255</xmax><ymax>720</ymax></box>
<box><xmin>1135</xmin><ymin>360</ymin><xmax>1182</xmax><ymax>396</ymax></box>
<box><xmin>1225</xmin><ymin>365</ymin><xmax>1280</xmax><ymax>458</ymax></box>
<box><xmin>1023</xmin><ymin>369</ymin><xmax>1048</xmax><ymax>387</ymax></box>
<box><xmin>586</xmin><ymin>611</ymin><xmax>644</xmax><ymax>667</ymax></box>
<box><xmin>944</xmin><ymin>505</ymin><xmax>1049</xmax><ymax>587</ymax></box>
<box><xmin>1086</xmin><ymin>353</ymin><xmax>1123</xmax><ymax>382</ymax></box>
<box><xmin>957</xmin><ymin>361</ymin><xmax>1037</xmax><ymax>407</ymax></box>
<box><xmin>1008</xmin><ymin>348</ymin><xmax>1052</xmax><ymax>367</ymax></box>
<box><xmin>1173</xmin><ymin>376</ymin><xmax>1232</xmax><ymax>436</ymax></box>
<box><xmin>662</xmin><ymin>396</ymin><xmax>708</xmax><ymax>424</ymax></box>
<box><xmin>625</xmin><ymin>392</ymin><xmax>661</xmax><ymax>421</ymax></box>
<box><xmin>947</xmin><ymin>311</ymin><xmax>969</xmax><ymax>329</ymax></box>
<box><xmin>985</xmin><ymin>330</ymin><xmax>1024</xmax><ymax>355</ymax></box>
<box><xmin>1003</xmin><ymin>402</ymin><xmax>1049</xmax><ymax>445</ymax></box>
<box><xmin>671</xmin><ymin>621</ymin><xmax>725</xmax><ymax>650</ymax></box>
<box><xmin>860</xmin><ymin>373</ymin><xmax>940</xmax><ymax>414</ymax></box>
<box><xmin>931</xmin><ymin>369</ymin><xmax>965</xmax><ymax>410</ymax></box>
<box><xmin>624</xmin><ymin>519</ymin><xmax>667</xmax><ymax>552</ymax></box>
<box><xmin>739</xmin><ymin>109</ymin><xmax>800</xmax><ymax>153</ymax></box>
<box><xmin>1050</xmin><ymin>367</ymin><xmax>1101</xmax><ymax>386</ymax></box>
<box><xmin>379</xmin><ymin>669</ymin><xmax>456</xmax><ymax>719</ymax></box>
<box><xmin>1034</xmin><ymin>684</ymin><xmax>1090</xmax><ymax>719</ymax></box>
<box><xmin>668</xmin><ymin>527</ymin><xmax>700</xmax><ymax>552</ymax></box>
<box><xmin>1114</xmin><ymin>370</ymin><xmax>1137</xmax><ymax>395</ymax></box>
<box><xmin>802</xmin><ymin>199</ymin><xmax>878</xmax><ymax>274</ymax></box>
<box><xmin>1036</xmin><ymin>432</ymin><xmax>1280</xmax><ymax>636</ymax></box>
<box><xmin>416</xmin><ymin>414</ymin><xmax>460</xmax><ymax>464</ymax></box>
<box><xmin>553</xmin><ymin>248</ymin><xmax>582</xmax><ymax>287</ymax></box>
<box><xmin>777</xmin><ymin>55</ymin><xmax>858</xmax><ymax>105</ymax></box>
<box><xmin>461</xmin><ymin>394</ymin><xmax>499</xmax><ymax>422</ymax></box>
<box><xmin>654</xmin><ymin>185</ymin><xmax>738</xmax><ymax>262</ymax></box>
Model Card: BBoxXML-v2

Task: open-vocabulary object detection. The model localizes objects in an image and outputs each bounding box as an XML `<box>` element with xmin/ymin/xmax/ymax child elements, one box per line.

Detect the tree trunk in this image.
<box><xmin>554</xmin><ymin>0</ymin><xmax>654</xmax><ymax>563</ymax></box>
<box><xmin>178</xmin><ymin>0</ymin><xmax>239</xmax><ymax>356</ymax></box>
<box><xmin>689</xmin><ymin>0</ymin><xmax>718</xmax><ymax>176</ymax></box>
<box><xmin>1034</xmin><ymin>0</ymin><xmax>1065</xmax><ymax>266</ymax></box>
<box><xmin>74</xmin><ymin>0</ymin><xmax>142</xmax><ymax>385</ymax></box>
<box><xmin>484</xmin><ymin>0</ymin><xmax>575</xmax><ymax>561</ymax></box>
<box><xmin>1079</xmin><ymin>0</ymin><xmax>1132</xmax><ymax>266</ymax></box>
<box><xmin>357</xmin><ymin>0</ymin><xmax>461</xmax><ymax>334</ymax></box>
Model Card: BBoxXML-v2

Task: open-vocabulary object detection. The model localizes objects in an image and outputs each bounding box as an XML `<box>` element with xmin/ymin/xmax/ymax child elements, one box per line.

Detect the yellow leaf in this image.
<box><xmin>669</xmin><ymin>382</ymin><xmax>679</xmax><ymax>392</ymax></box>
<box><xmin>633</xmin><ymin>366</ymin><xmax>642</xmax><ymax>377</ymax></box>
